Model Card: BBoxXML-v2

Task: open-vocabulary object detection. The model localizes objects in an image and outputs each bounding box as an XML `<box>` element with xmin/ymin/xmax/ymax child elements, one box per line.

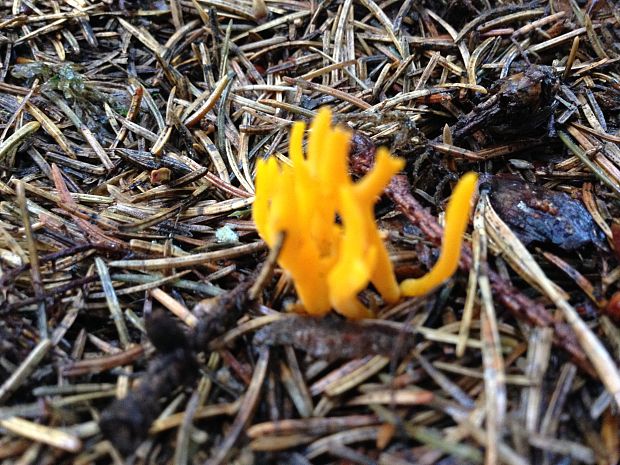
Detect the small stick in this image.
<box><xmin>0</xmin><ymin>339</ymin><xmax>52</xmax><ymax>404</ymax></box>
<box><xmin>16</xmin><ymin>181</ymin><xmax>47</xmax><ymax>339</ymax></box>
<box><xmin>0</xmin><ymin>417</ymin><xmax>82</xmax><ymax>452</ymax></box>
<box><xmin>249</xmin><ymin>231</ymin><xmax>284</xmax><ymax>300</ymax></box>
<box><xmin>150</xmin><ymin>288</ymin><xmax>199</xmax><ymax>328</ymax></box>
<box><xmin>0</xmin><ymin>79</ymin><xmax>39</xmax><ymax>143</ymax></box>
<box><xmin>95</xmin><ymin>257</ymin><xmax>131</xmax><ymax>349</ymax></box>
<box><xmin>563</xmin><ymin>36</ymin><xmax>580</xmax><ymax>80</ymax></box>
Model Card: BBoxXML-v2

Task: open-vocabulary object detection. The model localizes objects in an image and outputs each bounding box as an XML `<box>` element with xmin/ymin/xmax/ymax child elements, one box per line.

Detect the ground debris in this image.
<box><xmin>488</xmin><ymin>175</ymin><xmax>607</xmax><ymax>250</ymax></box>
<box><xmin>254</xmin><ymin>315</ymin><xmax>415</xmax><ymax>361</ymax></box>
<box><xmin>450</xmin><ymin>65</ymin><xmax>559</xmax><ymax>142</ymax></box>
<box><xmin>1</xmin><ymin>0</ymin><xmax>619</xmax><ymax>463</ymax></box>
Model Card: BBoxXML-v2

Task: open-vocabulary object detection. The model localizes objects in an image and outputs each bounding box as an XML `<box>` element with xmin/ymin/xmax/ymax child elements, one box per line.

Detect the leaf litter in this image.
<box><xmin>0</xmin><ymin>0</ymin><xmax>619</xmax><ymax>464</ymax></box>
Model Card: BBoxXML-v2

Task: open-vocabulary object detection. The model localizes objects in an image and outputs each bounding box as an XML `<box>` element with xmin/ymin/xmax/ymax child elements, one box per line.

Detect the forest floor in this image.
<box><xmin>0</xmin><ymin>0</ymin><xmax>620</xmax><ymax>464</ymax></box>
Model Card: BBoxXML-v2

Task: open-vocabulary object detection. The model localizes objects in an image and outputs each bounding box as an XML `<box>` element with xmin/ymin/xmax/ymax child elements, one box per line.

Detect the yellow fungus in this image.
<box><xmin>253</xmin><ymin>107</ymin><xmax>403</xmax><ymax>319</ymax></box>
<box><xmin>253</xmin><ymin>107</ymin><xmax>478</xmax><ymax>319</ymax></box>
<box><xmin>400</xmin><ymin>172</ymin><xmax>478</xmax><ymax>296</ymax></box>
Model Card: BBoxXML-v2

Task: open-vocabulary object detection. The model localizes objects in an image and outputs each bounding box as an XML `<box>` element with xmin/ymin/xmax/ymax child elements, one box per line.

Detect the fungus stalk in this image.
<box><xmin>400</xmin><ymin>172</ymin><xmax>478</xmax><ymax>296</ymax></box>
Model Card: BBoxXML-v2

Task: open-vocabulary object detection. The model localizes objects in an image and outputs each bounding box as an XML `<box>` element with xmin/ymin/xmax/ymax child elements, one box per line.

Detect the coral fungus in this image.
<box><xmin>253</xmin><ymin>107</ymin><xmax>477</xmax><ymax>319</ymax></box>
<box><xmin>253</xmin><ymin>108</ymin><xmax>404</xmax><ymax>319</ymax></box>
